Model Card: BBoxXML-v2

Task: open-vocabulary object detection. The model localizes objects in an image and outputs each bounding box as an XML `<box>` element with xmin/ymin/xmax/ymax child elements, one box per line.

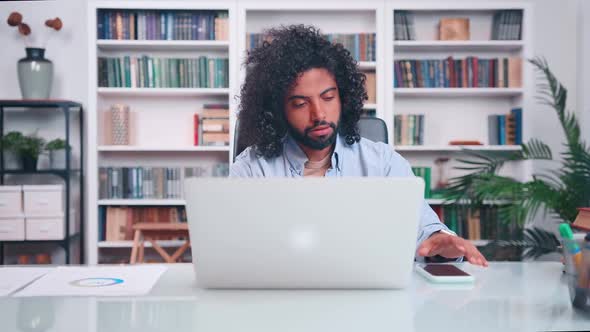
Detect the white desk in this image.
<box><xmin>0</xmin><ymin>262</ymin><xmax>588</xmax><ymax>332</ymax></box>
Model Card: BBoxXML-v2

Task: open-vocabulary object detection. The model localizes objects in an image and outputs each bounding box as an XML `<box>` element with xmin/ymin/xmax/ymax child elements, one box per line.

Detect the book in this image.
<box><xmin>97</xmin><ymin>10</ymin><xmax>228</xmax><ymax>41</ymax></box>
<box><xmin>394</xmin><ymin>57</ymin><xmax>522</xmax><ymax>88</ymax></box>
<box><xmin>439</xmin><ymin>18</ymin><xmax>470</xmax><ymax>40</ymax></box>
<box><xmin>364</xmin><ymin>72</ymin><xmax>376</xmax><ymax>103</ymax></box>
<box><xmin>488</xmin><ymin>115</ymin><xmax>499</xmax><ymax>145</ymax></box>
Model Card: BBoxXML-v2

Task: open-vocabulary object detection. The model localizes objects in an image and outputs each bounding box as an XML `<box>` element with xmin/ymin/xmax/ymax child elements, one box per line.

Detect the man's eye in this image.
<box><xmin>293</xmin><ymin>102</ymin><xmax>306</xmax><ymax>108</ymax></box>
<box><xmin>323</xmin><ymin>96</ymin><xmax>335</xmax><ymax>101</ymax></box>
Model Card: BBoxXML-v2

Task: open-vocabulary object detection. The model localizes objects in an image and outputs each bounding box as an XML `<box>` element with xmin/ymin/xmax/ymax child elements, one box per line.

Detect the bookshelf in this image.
<box><xmin>386</xmin><ymin>2</ymin><xmax>533</xmax><ymax>243</ymax></box>
<box><xmin>86</xmin><ymin>0</ymin><xmax>533</xmax><ymax>263</ymax></box>
<box><xmin>238</xmin><ymin>1</ymin><xmax>385</xmax><ymax>121</ymax></box>
<box><xmin>97</xmin><ymin>88</ymin><xmax>230</xmax><ymax>97</ymax></box>
<box><xmin>88</xmin><ymin>0</ymin><xmax>237</xmax><ymax>264</ymax></box>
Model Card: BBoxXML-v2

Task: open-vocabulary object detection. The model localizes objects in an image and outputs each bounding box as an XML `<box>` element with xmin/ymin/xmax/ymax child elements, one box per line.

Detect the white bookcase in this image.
<box><xmin>385</xmin><ymin>1</ymin><xmax>533</xmax><ymax>184</ymax></box>
<box><xmin>87</xmin><ymin>0</ymin><xmax>238</xmax><ymax>264</ymax></box>
<box><xmin>86</xmin><ymin>0</ymin><xmax>533</xmax><ymax>264</ymax></box>
<box><xmin>237</xmin><ymin>0</ymin><xmax>386</xmax><ymax>120</ymax></box>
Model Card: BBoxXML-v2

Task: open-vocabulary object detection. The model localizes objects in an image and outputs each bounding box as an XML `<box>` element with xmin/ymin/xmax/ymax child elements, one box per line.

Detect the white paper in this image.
<box><xmin>0</xmin><ymin>267</ymin><xmax>54</xmax><ymax>296</ymax></box>
<box><xmin>14</xmin><ymin>265</ymin><xmax>167</xmax><ymax>297</ymax></box>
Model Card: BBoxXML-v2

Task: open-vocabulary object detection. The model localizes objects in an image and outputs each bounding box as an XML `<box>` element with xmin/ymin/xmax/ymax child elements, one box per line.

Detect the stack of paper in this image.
<box><xmin>14</xmin><ymin>265</ymin><xmax>167</xmax><ymax>297</ymax></box>
<box><xmin>0</xmin><ymin>267</ymin><xmax>54</xmax><ymax>296</ymax></box>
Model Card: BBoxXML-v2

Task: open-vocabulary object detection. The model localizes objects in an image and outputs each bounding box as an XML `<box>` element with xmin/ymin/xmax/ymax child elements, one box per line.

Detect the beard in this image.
<box><xmin>287</xmin><ymin>120</ymin><xmax>339</xmax><ymax>150</ymax></box>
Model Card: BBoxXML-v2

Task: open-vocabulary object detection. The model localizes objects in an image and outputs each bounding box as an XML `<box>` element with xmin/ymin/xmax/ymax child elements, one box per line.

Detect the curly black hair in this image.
<box><xmin>238</xmin><ymin>24</ymin><xmax>368</xmax><ymax>159</ymax></box>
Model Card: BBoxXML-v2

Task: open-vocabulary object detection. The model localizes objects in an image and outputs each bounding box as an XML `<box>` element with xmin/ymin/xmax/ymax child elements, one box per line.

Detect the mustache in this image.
<box><xmin>304</xmin><ymin>121</ymin><xmax>337</xmax><ymax>135</ymax></box>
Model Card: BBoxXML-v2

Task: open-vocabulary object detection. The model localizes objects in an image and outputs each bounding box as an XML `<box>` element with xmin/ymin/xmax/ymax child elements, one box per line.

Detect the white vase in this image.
<box><xmin>49</xmin><ymin>149</ymin><xmax>66</xmax><ymax>169</ymax></box>
<box><xmin>3</xmin><ymin>150</ymin><xmax>22</xmax><ymax>169</ymax></box>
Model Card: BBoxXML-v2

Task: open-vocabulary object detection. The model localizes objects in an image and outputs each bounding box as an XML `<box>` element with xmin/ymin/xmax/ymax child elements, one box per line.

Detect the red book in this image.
<box><xmin>447</xmin><ymin>56</ymin><xmax>456</xmax><ymax>88</ymax></box>
<box><xmin>472</xmin><ymin>57</ymin><xmax>479</xmax><ymax>88</ymax></box>
<box><xmin>489</xmin><ymin>59</ymin><xmax>496</xmax><ymax>88</ymax></box>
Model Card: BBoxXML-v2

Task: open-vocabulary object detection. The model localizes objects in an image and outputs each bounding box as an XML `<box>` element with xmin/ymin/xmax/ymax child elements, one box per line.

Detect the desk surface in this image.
<box><xmin>1</xmin><ymin>262</ymin><xmax>589</xmax><ymax>332</ymax></box>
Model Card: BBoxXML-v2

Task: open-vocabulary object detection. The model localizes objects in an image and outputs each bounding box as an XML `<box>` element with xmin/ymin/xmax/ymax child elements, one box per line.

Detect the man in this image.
<box><xmin>231</xmin><ymin>25</ymin><xmax>487</xmax><ymax>267</ymax></box>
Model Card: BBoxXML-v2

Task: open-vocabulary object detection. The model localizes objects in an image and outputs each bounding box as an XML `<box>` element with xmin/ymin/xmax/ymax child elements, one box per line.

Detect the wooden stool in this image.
<box><xmin>129</xmin><ymin>223</ymin><xmax>191</xmax><ymax>264</ymax></box>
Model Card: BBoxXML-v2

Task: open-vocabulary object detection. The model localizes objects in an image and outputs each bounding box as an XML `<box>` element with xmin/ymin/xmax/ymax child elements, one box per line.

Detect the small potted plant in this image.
<box><xmin>45</xmin><ymin>138</ymin><xmax>70</xmax><ymax>169</ymax></box>
<box><xmin>1</xmin><ymin>131</ymin><xmax>24</xmax><ymax>169</ymax></box>
<box><xmin>19</xmin><ymin>134</ymin><xmax>45</xmax><ymax>171</ymax></box>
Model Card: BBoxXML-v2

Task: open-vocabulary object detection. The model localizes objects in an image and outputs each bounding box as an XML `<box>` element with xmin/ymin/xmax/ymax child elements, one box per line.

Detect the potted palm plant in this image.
<box><xmin>19</xmin><ymin>134</ymin><xmax>45</xmax><ymax>171</ymax></box>
<box><xmin>443</xmin><ymin>57</ymin><xmax>589</xmax><ymax>259</ymax></box>
<box><xmin>45</xmin><ymin>138</ymin><xmax>69</xmax><ymax>169</ymax></box>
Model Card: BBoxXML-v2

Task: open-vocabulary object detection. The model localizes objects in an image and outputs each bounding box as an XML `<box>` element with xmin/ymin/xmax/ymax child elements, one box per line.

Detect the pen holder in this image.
<box><xmin>562</xmin><ymin>238</ymin><xmax>590</xmax><ymax>313</ymax></box>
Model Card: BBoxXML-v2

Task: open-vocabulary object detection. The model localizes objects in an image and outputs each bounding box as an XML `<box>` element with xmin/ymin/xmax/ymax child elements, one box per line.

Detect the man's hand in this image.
<box><xmin>417</xmin><ymin>232</ymin><xmax>489</xmax><ymax>267</ymax></box>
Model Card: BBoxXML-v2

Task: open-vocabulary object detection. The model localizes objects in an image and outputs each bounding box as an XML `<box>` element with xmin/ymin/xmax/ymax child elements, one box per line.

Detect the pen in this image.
<box><xmin>559</xmin><ymin>223</ymin><xmax>586</xmax><ymax>287</ymax></box>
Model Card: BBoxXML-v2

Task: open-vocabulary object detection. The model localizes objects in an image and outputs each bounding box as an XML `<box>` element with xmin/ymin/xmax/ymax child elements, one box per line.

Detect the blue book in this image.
<box><xmin>98</xmin><ymin>207</ymin><xmax>105</xmax><ymax>241</ymax></box>
<box><xmin>105</xmin><ymin>11</ymin><xmax>111</xmax><ymax>39</ymax></box>
<box><xmin>354</xmin><ymin>34</ymin><xmax>360</xmax><ymax>61</ymax></box>
<box><xmin>422</xmin><ymin>60</ymin><xmax>429</xmax><ymax>88</ymax></box>
<box><xmin>511</xmin><ymin>108</ymin><xmax>523</xmax><ymax>144</ymax></box>
<box><xmin>498</xmin><ymin>115</ymin><xmax>506</xmax><ymax>145</ymax></box>
<box><xmin>433</xmin><ymin>61</ymin><xmax>439</xmax><ymax>87</ymax></box>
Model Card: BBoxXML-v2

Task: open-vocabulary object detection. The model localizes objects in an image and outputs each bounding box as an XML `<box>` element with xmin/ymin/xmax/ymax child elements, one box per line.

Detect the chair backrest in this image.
<box><xmin>233</xmin><ymin>117</ymin><xmax>388</xmax><ymax>159</ymax></box>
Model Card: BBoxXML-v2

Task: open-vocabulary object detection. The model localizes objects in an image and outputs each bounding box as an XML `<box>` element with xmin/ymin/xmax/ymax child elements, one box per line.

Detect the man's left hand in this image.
<box><xmin>417</xmin><ymin>232</ymin><xmax>489</xmax><ymax>267</ymax></box>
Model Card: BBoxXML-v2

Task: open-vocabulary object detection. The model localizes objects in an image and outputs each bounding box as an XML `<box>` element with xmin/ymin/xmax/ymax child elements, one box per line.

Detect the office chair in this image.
<box><xmin>233</xmin><ymin>117</ymin><xmax>388</xmax><ymax>159</ymax></box>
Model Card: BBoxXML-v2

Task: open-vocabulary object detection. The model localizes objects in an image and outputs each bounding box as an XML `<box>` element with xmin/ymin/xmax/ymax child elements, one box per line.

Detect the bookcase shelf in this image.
<box><xmin>363</xmin><ymin>103</ymin><xmax>377</xmax><ymax>109</ymax></box>
<box><xmin>358</xmin><ymin>61</ymin><xmax>377</xmax><ymax>70</ymax></box>
<box><xmin>97</xmin><ymin>146</ymin><xmax>230</xmax><ymax>152</ymax></box>
<box><xmin>426</xmin><ymin>198</ymin><xmax>511</xmax><ymax>205</ymax></box>
<box><xmin>98</xmin><ymin>199</ymin><xmax>186</xmax><ymax>206</ymax></box>
<box><xmin>471</xmin><ymin>240</ymin><xmax>491</xmax><ymax>246</ymax></box>
<box><xmin>394</xmin><ymin>40</ymin><xmax>524</xmax><ymax>52</ymax></box>
<box><xmin>97</xmin><ymin>40</ymin><xmax>230</xmax><ymax>51</ymax></box>
<box><xmin>89</xmin><ymin>1</ymin><xmax>236</xmax><ymax>265</ymax></box>
<box><xmin>97</xmin><ymin>88</ymin><xmax>230</xmax><ymax>97</ymax></box>
<box><xmin>395</xmin><ymin>145</ymin><xmax>522</xmax><ymax>152</ymax></box>
<box><xmin>98</xmin><ymin>240</ymin><xmax>187</xmax><ymax>248</ymax></box>
<box><xmin>394</xmin><ymin>88</ymin><xmax>524</xmax><ymax>98</ymax></box>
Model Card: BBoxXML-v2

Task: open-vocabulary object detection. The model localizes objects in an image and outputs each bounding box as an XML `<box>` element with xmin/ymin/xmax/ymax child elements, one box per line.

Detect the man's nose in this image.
<box><xmin>309</xmin><ymin>100</ymin><xmax>326</xmax><ymax>121</ymax></box>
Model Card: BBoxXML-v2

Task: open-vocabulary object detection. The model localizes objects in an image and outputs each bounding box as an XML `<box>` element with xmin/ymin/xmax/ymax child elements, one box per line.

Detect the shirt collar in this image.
<box><xmin>283</xmin><ymin>134</ymin><xmax>345</xmax><ymax>174</ymax></box>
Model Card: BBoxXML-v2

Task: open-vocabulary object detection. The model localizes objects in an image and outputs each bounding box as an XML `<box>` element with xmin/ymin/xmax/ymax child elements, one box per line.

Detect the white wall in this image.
<box><xmin>579</xmin><ymin>0</ymin><xmax>590</xmax><ymax>144</ymax></box>
<box><xmin>0</xmin><ymin>0</ymin><xmax>88</xmax><ymax>264</ymax></box>
<box><xmin>0</xmin><ymin>0</ymin><xmax>587</xmax><ymax>261</ymax></box>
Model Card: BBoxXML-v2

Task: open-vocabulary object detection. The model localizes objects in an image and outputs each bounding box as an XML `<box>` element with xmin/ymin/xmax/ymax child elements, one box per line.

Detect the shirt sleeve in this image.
<box><xmin>229</xmin><ymin>148</ymin><xmax>254</xmax><ymax>177</ymax></box>
<box><xmin>380</xmin><ymin>144</ymin><xmax>462</xmax><ymax>262</ymax></box>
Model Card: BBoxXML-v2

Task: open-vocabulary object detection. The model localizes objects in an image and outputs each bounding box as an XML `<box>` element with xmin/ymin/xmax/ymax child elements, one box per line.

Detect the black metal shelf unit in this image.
<box><xmin>0</xmin><ymin>100</ymin><xmax>84</xmax><ymax>264</ymax></box>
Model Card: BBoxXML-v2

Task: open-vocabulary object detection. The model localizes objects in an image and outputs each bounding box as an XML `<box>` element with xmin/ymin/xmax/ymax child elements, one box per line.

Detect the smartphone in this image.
<box><xmin>415</xmin><ymin>264</ymin><xmax>475</xmax><ymax>283</ymax></box>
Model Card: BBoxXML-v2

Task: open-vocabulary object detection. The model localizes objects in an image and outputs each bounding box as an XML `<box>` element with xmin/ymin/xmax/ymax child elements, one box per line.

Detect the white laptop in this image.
<box><xmin>184</xmin><ymin>177</ymin><xmax>424</xmax><ymax>289</ymax></box>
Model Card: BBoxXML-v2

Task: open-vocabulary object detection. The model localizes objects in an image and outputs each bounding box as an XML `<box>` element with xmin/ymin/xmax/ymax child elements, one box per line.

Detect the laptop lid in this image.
<box><xmin>185</xmin><ymin>177</ymin><xmax>423</xmax><ymax>289</ymax></box>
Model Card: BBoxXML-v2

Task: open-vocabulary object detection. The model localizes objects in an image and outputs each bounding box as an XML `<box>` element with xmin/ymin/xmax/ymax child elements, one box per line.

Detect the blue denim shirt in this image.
<box><xmin>230</xmin><ymin>134</ymin><xmax>456</xmax><ymax>260</ymax></box>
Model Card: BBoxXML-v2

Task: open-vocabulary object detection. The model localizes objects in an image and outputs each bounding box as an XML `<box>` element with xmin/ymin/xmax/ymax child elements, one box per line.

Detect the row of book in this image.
<box><xmin>99</xmin><ymin>164</ymin><xmax>231</xmax><ymax>200</ymax></box>
<box><xmin>488</xmin><ymin>108</ymin><xmax>523</xmax><ymax>145</ymax></box>
<box><xmin>394</xmin><ymin>57</ymin><xmax>522</xmax><ymax>88</ymax></box>
<box><xmin>99</xmin><ymin>167</ymin><xmax>183</xmax><ymax>200</ymax></box>
<box><xmin>394</xmin><ymin>11</ymin><xmax>415</xmax><ymax>41</ymax></box>
<box><xmin>411</xmin><ymin>167</ymin><xmax>432</xmax><ymax>199</ymax></box>
<box><xmin>98</xmin><ymin>56</ymin><xmax>229</xmax><ymax>89</ymax></box>
<box><xmin>394</xmin><ymin>114</ymin><xmax>424</xmax><ymax>146</ymax></box>
<box><xmin>432</xmin><ymin>205</ymin><xmax>523</xmax><ymax>241</ymax></box>
<box><xmin>491</xmin><ymin>10</ymin><xmax>522</xmax><ymax>40</ymax></box>
<box><xmin>98</xmin><ymin>206</ymin><xmax>187</xmax><ymax>241</ymax></box>
<box><xmin>185</xmin><ymin>164</ymin><xmax>230</xmax><ymax>178</ymax></box>
<box><xmin>97</xmin><ymin>10</ymin><xmax>229</xmax><ymax>41</ymax></box>
<box><xmin>245</xmin><ymin>33</ymin><xmax>377</xmax><ymax>62</ymax></box>
<box><xmin>194</xmin><ymin>104</ymin><xmax>230</xmax><ymax>146</ymax></box>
